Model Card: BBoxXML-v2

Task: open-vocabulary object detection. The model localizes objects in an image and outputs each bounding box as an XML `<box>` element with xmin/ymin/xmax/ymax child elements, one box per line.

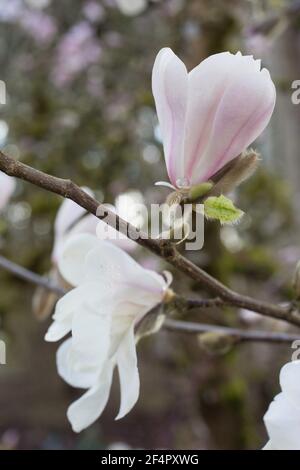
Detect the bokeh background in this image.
<box><xmin>0</xmin><ymin>0</ymin><xmax>300</xmax><ymax>450</ymax></box>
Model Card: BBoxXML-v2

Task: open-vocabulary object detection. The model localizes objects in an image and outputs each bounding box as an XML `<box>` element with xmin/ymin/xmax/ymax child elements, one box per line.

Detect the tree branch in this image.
<box><xmin>0</xmin><ymin>254</ymin><xmax>65</xmax><ymax>296</ymax></box>
<box><xmin>0</xmin><ymin>150</ymin><xmax>299</xmax><ymax>326</ymax></box>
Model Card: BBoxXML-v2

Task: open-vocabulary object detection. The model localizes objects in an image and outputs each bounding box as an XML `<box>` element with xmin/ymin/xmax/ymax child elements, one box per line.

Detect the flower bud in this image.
<box><xmin>188</xmin><ymin>182</ymin><xmax>213</xmax><ymax>202</ymax></box>
<box><xmin>208</xmin><ymin>150</ymin><xmax>259</xmax><ymax>196</ymax></box>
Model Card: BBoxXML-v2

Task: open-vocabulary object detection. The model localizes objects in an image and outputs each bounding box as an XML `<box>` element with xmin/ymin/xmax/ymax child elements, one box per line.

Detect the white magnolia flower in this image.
<box><xmin>152</xmin><ymin>48</ymin><xmax>276</xmax><ymax>190</ymax></box>
<box><xmin>45</xmin><ymin>233</ymin><xmax>172</xmax><ymax>432</ymax></box>
<box><xmin>0</xmin><ymin>171</ymin><xmax>15</xmax><ymax>211</ymax></box>
<box><xmin>264</xmin><ymin>360</ymin><xmax>300</xmax><ymax>450</ymax></box>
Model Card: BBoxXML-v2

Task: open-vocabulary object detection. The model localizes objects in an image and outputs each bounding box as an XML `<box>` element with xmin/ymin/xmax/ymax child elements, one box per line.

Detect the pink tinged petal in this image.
<box><xmin>58</xmin><ymin>233</ymin><xmax>99</xmax><ymax>286</ymax></box>
<box><xmin>115</xmin><ymin>325</ymin><xmax>140</xmax><ymax>420</ymax></box>
<box><xmin>184</xmin><ymin>52</ymin><xmax>240</xmax><ymax>183</ymax></box>
<box><xmin>264</xmin><ymin>392</ymin><xmax>300</xmax><ymax>450</ymax></box>
<box><xmin>0</xmin><ymin>171</ymin><xmax>15</xmax><ymax>211</ymax></box>
<box><xmin>56</xmin><ymin>338</ymin><xmax>99</xmax><ymax>389</ymax></box>
<box><xmin>191</xmin><ymin>55</ymin><xmax>275</xmax><ymax>184</ymax></box>
<box><xmin>152</xmin><ymin>48</ymin><xmax>188</xmax><ymax>187</ymax></box>
<box><xmin>280</xmin><ymin>360</ymin><xmax>300</xmax><ymax>409</ymax></box>
<box><xmin>67</xmin><ymin>362</ymin><xmax>114</xmax><ymax>432</ymax></box>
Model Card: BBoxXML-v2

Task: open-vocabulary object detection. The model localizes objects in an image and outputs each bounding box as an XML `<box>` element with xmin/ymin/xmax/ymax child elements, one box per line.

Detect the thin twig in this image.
<box><xmin>0</xmin><ymin>254</ymin><xmax>65</xmax><ymax>296</ymax></box>
<box><xmin>183</xmin><ymin>297</ymin><xmax>226</xmax><ymax>309</ymax></box>
<box><xmin>164</xmin><ymin>319</ymin><xmax>300</xmax><ymax>344</ymax></box>
<box><xmin>0</xmin><ymin>150</ymin><xmax>299</xmax><ymax>326</ymax></box>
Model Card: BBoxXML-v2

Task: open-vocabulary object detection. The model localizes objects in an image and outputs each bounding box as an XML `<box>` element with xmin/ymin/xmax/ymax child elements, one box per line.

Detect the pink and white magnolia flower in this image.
<box><xmin>45</xmin><ymin>233</ymin><xmax>172</xmax><ymax>432</ymax></box>
<box><xmin>0</xmin><ymin>171</ymin><xmax>15</xmax><ymax>211</ymax></box>
<box><xmin>152</xmin><ymin>48</ymin><xmax>276</xmax><ymax>190</ymax></box>
<box><xmin>264</xmin><ymin>360</ymin><xmax>300</xmax><ymax>450</ymax></box>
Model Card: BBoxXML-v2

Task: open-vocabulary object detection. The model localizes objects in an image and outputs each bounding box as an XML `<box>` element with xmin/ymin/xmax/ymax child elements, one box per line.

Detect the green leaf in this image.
<box><xmin>204</xmin><ymin>195</ymin><xmax>244</xmax><ymax>225</ymax></box>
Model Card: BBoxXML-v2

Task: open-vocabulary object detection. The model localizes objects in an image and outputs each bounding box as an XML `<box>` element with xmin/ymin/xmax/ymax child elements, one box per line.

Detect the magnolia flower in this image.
<box><xmin>264</xmin><ymin>360</ymin><xmax>300</xmax><ymax>450</ymax></box>
<box><xmin>35</xmin><ymin>189</ymin><xmax>138</xmax><ymax>320</ymax></box>
<box><xmin>0</xmin><ymin>171</ymin><xmax>15</xmax><ymax>211</ymax></box>
<box><xmin>45</xmin><ymin>233</ymin><xmax>172</xmax><ymax>432</ymax></box>
<box><xmin>152</xmin><ymin>48</ymin><xmax>276</xmax><ymax>190</ymax></box>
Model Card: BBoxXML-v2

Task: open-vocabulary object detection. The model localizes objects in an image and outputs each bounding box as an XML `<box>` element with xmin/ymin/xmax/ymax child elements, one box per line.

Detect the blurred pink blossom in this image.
<box><xmin>52</xmin><ymin>21</ymin><xmax>102</xmax><ymax>86</ymax></box>
<box><xmin>82</xmin><ymin>1</ymin><xmax>105</xmax><ymax>23</ymax></box>
<box><xmin>19</xmin><ymin>11</ymin><xmax>57</xmax><ymax>44</ymax></box>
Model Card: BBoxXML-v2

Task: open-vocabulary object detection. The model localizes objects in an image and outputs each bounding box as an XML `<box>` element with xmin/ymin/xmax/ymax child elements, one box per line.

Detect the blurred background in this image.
<box><xmin>0</xmin><ymin>0</ymin><xmax>299</xmax><ymax>450</ymax></box>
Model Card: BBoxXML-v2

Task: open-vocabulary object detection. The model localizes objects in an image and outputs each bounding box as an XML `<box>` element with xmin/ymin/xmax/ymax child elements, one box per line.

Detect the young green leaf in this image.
<box><xmin>204</xmin><ymin>195</ymin><xmax>244</xmax><ymax>224</ymax></box>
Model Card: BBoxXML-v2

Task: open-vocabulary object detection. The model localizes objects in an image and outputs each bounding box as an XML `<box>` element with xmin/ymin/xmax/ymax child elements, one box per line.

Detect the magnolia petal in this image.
<box><xmin>264</xmin><ymin>392</ymin><xmax>300</xmax><ymax>450</ymax></box>
<box><xmin>45</xmin><ymin>287</ymin><xmax>84</xmax><ymax>341</ymax></box>
<box><xmin>279</xmin><ymin>360</ymin><xmax>300</xmax><ymax>409</ymax></box>
<box><xmin>58</xmin><ymin>233</ymin><xmax>99</xmax><ymax>286</ymax></box>
<box><xmin>84</xmin><ymin>241</ymin><xmax>167</xmax><ymax>304</ymax></box>
<box><xmin>191</xmin><ymin>56</ymin><xmax>275</xmax><ymax>184</ymax></box>
<box><xmin>95</xmin><ymin>217</ymin><xmax>136</xmax><ymax>252</ymax></box>
<box><xmin>0</xmin><ymin>171</ymin><xmax>15</xmax><ymax>211</ymax></box>
<box><xmin>54</xmin><ymin>199</ymin><xmax>86</xmax><ymax>240</ymax></box>
<box><xmin>52</xmin><ymin>214</ymin><xmax>98</xmax><ymax>264</ymax></box>
<box><xmin>184</xmin><ymin>52</ymin><xmax>239</xmax><ymax>184</ymax></box>
<box><xmin>68</xmin><ymin>213</ymin><xmax>98</xmax><ymax>239</ymax></box>
<box><xmin>152</xmin><ymin>47</ymin><xmax>188</xmax><ymax>187</ymax></box>
<box><xmin>115</xmin><ymin>325</ymin><xmax>140</xmax><ymax>420</ymax></box>
<box><xmin>154</xmin><ymin>181</ymin><xmax>177</xmax><ymax>190</ymax></box>
<box><xmin>67</xmin><ymin>362</ymin><xmax>114</xmax><ymax>433</ymax></box>
<box><xmin>45</xmin><ymin>319</ymin><xmax>71</xmax><ymax>342</ymax></box>
<box><xmin>54</xmin><ymin>187</ymin><xmax>94</xmax><ymax>238</ymax></box>
<box><xmin>108</xmin><ymin>307</ymin><xmax>139</xmax><ymax>357</ymax></box>
<box><xmin>56</xmin><ymin>338</ymin><xmax>99</xmax><ymax>389</ymax></box>
<box><xmin>71</xmin><ymin>309</ymin><xmax>111</xmax><ymax>369</ymax></box>
<box><xmin>52</xmin><ymin>287</ymin><xmax>83</xmax><ymax>321</ymax></box>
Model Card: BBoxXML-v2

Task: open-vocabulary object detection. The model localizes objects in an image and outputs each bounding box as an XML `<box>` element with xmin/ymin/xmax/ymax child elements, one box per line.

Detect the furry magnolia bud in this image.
<box><xmin>208</xmin><ymin>150</ymin><xmax>259</xmax><ymax>197</ymax></box>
